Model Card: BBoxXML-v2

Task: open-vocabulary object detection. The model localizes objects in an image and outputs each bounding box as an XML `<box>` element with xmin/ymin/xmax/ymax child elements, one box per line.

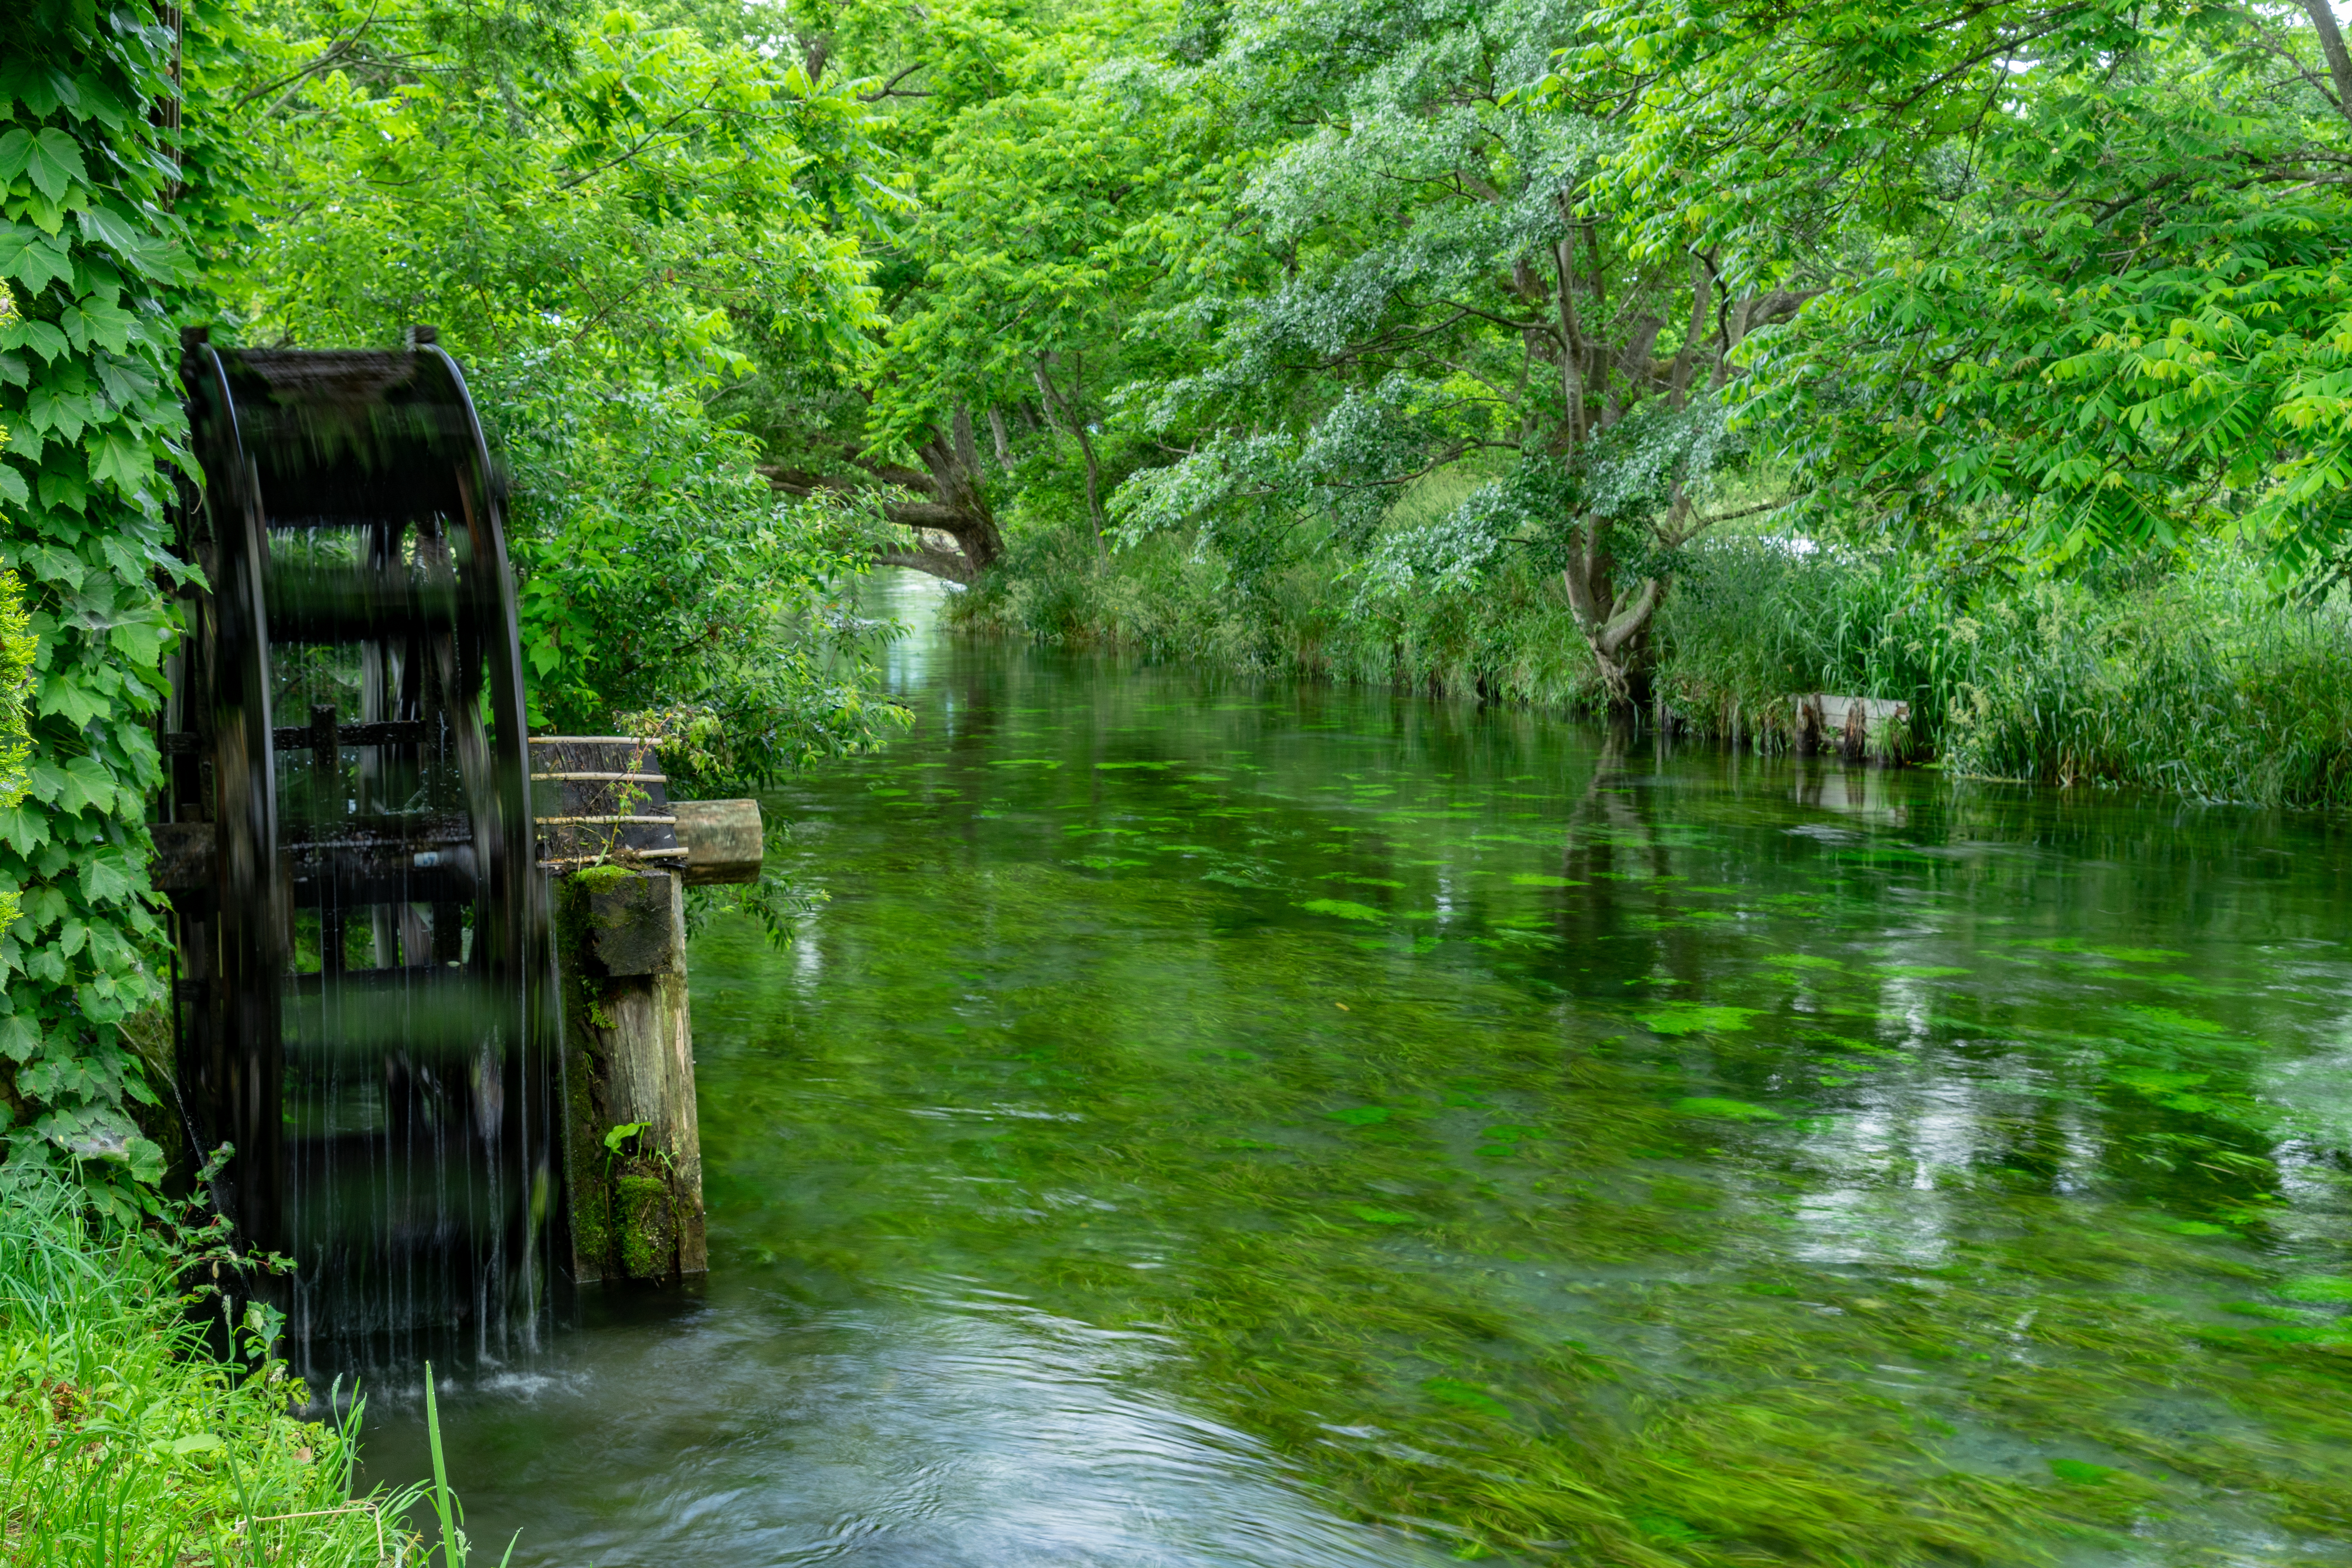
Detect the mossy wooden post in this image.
<box><xmin>553</xmin><ymin>865</ymin><xmax>706</xmax><ymax>1283</ymax></box>
<box><xmin>532</xmin><ymin>737</ymin><xmax>764</xmax><ymax>1286</ymax></box>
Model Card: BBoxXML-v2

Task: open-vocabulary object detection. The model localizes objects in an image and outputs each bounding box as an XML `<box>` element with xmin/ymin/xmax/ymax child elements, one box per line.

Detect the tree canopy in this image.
<box><xmin>749</xmin><ymin>0</ymin><xmax>2352</xmax><ymax>703</ymax></box>
<box><xmin>201</xmin><ymin>0</ymin><xmax>908</xmax><ymax>788</ymax></box>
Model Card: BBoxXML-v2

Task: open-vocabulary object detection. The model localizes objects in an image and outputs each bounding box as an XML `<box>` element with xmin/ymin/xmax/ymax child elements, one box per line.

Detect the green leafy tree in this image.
<box><xmin>1088</xmin><ymin>0</ymin><xmax>1807</xmax><ymax>707</ymax></box>
<box><xmin>206</xmin><ymin>0</ymin><xmax>907</xmax><ymax>788</ymax></box>
<box><xmin>723</xmin><ymin>0</ymin><xmax>1186</xmax><ymax>581</ymax></box>
<box><xmin>0</xmin><ymin>4</ymin><xmax>187</xmax><ymax>1195</ymax></box>
<box><xmin>858</xmin><ymin>0</ymin><xmax>1181</xmax><ymax>566</ymax></box>
<box><xmin>1588</xmin><ymin>0</ymin><xmax>2352</xmax><ymax>572</ymax></box>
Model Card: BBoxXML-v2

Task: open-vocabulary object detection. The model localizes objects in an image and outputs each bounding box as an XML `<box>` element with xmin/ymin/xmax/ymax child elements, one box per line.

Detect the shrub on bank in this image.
<box><xmin>950</xmin><ymin>526</ymin><xmax>2352</xmax><ymax>810</ymax></box>
<box><xmin>0</xmin><ymin>1164</ymin><xmax>438</xmax><ymax>1564</ymax></box>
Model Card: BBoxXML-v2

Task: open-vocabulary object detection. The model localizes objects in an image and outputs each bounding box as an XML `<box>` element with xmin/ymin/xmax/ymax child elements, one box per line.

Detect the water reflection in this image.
<box><xmin>369</xmin><ymin>570</ymin><xmax>2352</xmax><ymax>1566</ymax></box>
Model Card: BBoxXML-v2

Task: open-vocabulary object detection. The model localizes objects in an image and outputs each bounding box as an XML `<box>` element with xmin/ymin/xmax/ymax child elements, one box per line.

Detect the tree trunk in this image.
<box><xmin>892</xmin><ymin>406</ymin><xmax>1005</xmax><ymax>579</ymax></box>
<box><xmin>2303</xmin><ymin>0</ymin><xmax>2352</xmax><ymax>122</ymax></box>
<box><xmin>756</xmin><ymin>403</ymin><xmax>1005</xmax><ymax>583</ymax></box>
<box><xmin>1558</xmin><ymin>516</ymin><xmax>1664</xmax><ymax>713</ymax></box>
<box><xmin>1033</xmin><ymin>354</ymin><xmax>1106</xmax><ymax>556</ymax></box>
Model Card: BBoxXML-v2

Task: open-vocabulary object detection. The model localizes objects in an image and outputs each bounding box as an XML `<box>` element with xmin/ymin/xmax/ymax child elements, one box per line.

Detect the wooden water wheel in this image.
<box><xmin>156</xmin><ymin>327</ymin><xmax>562</xmax><ymax>1367</ymax></box>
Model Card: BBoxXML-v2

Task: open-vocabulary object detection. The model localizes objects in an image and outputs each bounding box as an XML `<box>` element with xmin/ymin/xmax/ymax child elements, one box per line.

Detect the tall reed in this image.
<box><xmin>952</xmin><ymin>524</ymin><xmax>2352</xmax><ymax>809</ymax></box>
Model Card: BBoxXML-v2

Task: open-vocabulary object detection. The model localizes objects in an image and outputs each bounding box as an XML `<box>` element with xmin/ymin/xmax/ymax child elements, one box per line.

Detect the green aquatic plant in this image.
<box><xmin>1299</xmin><ymin>898</ymin><xmax>1387</xmax><ymax>922</ymax></box>
<box><xmin>1635</xmin><ymin>1005</ymin><xmax>1758</xmax><ymax>1036</ymax></box>
<box><xmin>423</xmin><ymin>630</ymin><xmax>2352</xmax><ymax>1566</ymax></box>
<box><xmin>1671</xmin><ymin>1098</ymin><xmax>1784</xmax><ymax>1123</ymax></box>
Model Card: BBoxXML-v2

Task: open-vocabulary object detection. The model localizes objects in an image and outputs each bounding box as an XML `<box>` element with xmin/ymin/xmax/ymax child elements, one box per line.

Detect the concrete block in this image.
<box><xmin>674</xmin><ymin>798</ymin><xmax>762</xmax><ymax>886</ymax></box>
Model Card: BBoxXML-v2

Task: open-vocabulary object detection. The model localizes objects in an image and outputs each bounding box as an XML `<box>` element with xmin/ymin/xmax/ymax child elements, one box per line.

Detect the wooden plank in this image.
<box><xmin>675</xmin><ymin>799</ymin><xmax>762</xmax><ymax>886</ymax></box>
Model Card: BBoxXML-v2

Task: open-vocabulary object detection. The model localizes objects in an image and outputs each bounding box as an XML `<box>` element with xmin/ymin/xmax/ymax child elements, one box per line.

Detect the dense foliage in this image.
<box><xmin>1595</xmin><ymin>0</ymin><xmax>2352</xmax><ymax>566</ymax></box>
<box><xmin>205</xmin><ymin>0</ymin><xmax>907</xmax><ymax>792</ymax></box>
<box><xmin>764</xmin><ymin>0</ymin><xmax>2352</xmax><ymax>742</ymax></box>
<box><xmin>0</xmin><ymin>1161</ymin><xmax>453</xmax><ymax>1562</ymax></box>
<box><xmin>0</xmin><ymin>2</ymin><xmax>189</xmax><ymax>1195</ymax></box>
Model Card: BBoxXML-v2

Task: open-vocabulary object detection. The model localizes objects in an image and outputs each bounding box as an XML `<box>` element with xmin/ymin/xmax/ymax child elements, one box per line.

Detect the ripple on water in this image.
<box><xmin>372</xmin><ymin>1281</ymin><xmax>1457</xmax><ymax>1568</ymax></box>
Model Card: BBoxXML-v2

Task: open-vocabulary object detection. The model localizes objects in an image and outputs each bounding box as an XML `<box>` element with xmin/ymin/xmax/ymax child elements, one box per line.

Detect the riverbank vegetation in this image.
<box><xmin>743</xmin><ymin>0</ymin><xmax>2352</xmax><ymax>804</ymax></box>
<box><xmin>957</xmin><ymin>526</ymin><xmax>2352</xmax><ymax>808</ymax></box>
<box><xmin>0</xmin><ymin>1163</ymin><xmax>450</xmax><ymax>1563</ymax></box>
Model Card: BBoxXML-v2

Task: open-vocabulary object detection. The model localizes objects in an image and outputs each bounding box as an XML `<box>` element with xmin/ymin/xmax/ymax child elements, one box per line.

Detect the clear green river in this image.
<box><xmin>370</xmin><ymin>570</ymin><xmax>2352</xmax><ymax>1566</ymax></box>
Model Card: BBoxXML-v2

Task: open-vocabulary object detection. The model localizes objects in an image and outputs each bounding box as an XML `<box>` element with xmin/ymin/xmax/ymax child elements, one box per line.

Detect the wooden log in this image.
<box><xmin>553</xmin><ymin>867</ymin><xmax>707</xmax><ymax>1284</ymax></box>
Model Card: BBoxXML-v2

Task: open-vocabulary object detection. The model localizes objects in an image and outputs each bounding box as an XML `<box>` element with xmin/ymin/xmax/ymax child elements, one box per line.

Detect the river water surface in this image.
<box><xmin>371</xmin><ymin>571</ymin><xmax>2352</xmax><ymax>1566</ymax></box>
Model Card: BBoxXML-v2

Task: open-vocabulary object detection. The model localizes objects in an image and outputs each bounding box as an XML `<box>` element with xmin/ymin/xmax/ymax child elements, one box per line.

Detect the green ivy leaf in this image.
<box><xmin>0</xmin><ymin>60</ymin><xmax>76</xmax><ymax>120</ymax></box>
<box><xmin>0</xmin><ymin>803</ymin><xmax>49</xmax><ymax>855</ymax></box>
<box><xmin>21</xmin><ymin>760</ymin><xmax>68</xmax><ymax>806</ymax></box>
<box><xmin>107</xmin><ymin>614</ymin><xmax>165</xmax><ymax>664</ymax></box>
<box><xmin>125</xmin><ymin>1135</ymin><xmax>163</xmax><ymax>1185</ymax></box>
<box><xmin>76</xmin><ymin>206</ymin><xmax>169</xmax><ymax>278</ymax></box>
<box><xmin>35</xmin><ymin>672</ymin><xmax>105</xmax><ymax>727</ymax></box>
<box><xmin>22</xmin><ymin>127</ymin><xmax>89</xmax><ymax>203</ymax></box>
<box><xmin>0</xmin><ymin>1016</ymin><xmax>36</xmax><ymax>1062</ymax></box>
<box><xmin>77</xmin><ymin>853</ymin><xmax>131</xmax><ymax>907</ymax></box>
<box><xmin>26</xmin><ymin>383</ymin><xmax>92</xmax><ymax>442</ymax></box>
<box><xmin>2</xmin><ymin>319</ymin><xmax>70</xmax><ymax>363</ymax></box>
<box><xmin>0</xmin><ymin>225</ymin><xmax>73</xmax><ymax>293</ymax></box>
<box><xmin>17</xmin><ymin>543</ymin><xmax>84</xmax><ymax>588</ymax></box>
<box><xmin>60</xmin><ymin>300</ymin><xmax>136</xmax><ymax>356</ymax></box>
<box><xmin>83</xmin><ymin>429</ymin><xmax>151</xmax><ymax>494</ymax></box>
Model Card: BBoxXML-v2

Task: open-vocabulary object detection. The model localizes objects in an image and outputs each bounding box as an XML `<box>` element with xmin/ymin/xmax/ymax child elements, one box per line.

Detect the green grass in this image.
<box><xmin>953</xmin><ymin>523</ymin><xmax>2352</xmax><ymax>809</ymax></box>
<box><xmin>0</xmin><ymin>1162</ymin><xmax>484</xmax><ymax>1565</ymax></box>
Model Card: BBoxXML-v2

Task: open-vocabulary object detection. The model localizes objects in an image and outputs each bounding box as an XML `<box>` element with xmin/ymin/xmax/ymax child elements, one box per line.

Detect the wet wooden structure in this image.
<box><xmin>532</xmin><ymin>738</ymin><xmax>760</xmax><ymax>1285</ymax></box>
<box><xmin>154</xmin><ymin>328</ymin><xmax>757</xmax><ymax>1368</ymax></box>
<box><xmin>158</xmin><ymin>327</ymin><xmax>558</xmax><ymax>1367</ymax></box>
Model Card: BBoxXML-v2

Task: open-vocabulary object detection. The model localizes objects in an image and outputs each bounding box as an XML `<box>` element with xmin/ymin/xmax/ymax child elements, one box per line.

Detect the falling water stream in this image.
<box><xmin>363</xmin><ymin>570</ymin><xmax>2352</xmax><ymax>1566</ymax></box>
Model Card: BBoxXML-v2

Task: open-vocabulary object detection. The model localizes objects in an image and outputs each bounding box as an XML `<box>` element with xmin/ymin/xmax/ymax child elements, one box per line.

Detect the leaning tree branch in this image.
<box><xmin>2299</xmin><ymin>0</ymin><xmax>2352</xmax><ymax>122</ymax></box>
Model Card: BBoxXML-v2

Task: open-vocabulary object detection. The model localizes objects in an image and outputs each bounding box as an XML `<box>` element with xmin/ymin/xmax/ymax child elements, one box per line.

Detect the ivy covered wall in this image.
<box><xmin>0</xmin><ymin>3</ymin><xmax>193</xmax><ymax>1202</ymax></box>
